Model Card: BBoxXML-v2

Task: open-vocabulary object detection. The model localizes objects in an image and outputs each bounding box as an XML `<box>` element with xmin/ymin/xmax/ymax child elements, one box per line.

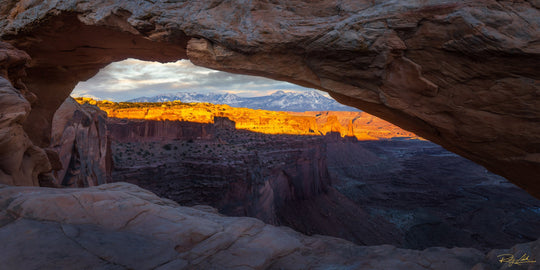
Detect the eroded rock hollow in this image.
<box><xmin>0</xmin><ymin>1</ymin><xmax>539</xmax><ymax>197</ymax></box>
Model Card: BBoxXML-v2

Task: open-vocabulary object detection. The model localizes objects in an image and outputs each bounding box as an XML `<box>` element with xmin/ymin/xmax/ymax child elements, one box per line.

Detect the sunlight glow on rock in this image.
<box><xmin>75</xmin><ymin>98</ymin><xmax>419</xmax><ymax>141</ymax></box>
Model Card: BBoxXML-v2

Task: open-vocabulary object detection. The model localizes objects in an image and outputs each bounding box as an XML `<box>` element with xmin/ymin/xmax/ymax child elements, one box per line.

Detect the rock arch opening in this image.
<box><xmin>43</xmin><ymin>57</ymin><xmax>540</xmax><ymax>251</ymax></box>
<box><xmin>0</xmin><ymin>1</ymin><xmax>539</xmax><ymax>263</ymax></box>
<box><xmin>1</xmin><ymin>3</ymin><xmax>538</xmax><ymax>198</ymax></box>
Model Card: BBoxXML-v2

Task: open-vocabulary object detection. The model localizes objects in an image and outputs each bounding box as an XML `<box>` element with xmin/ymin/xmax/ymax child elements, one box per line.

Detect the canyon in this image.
<box><xmin>43</xmin><ymin>96</ymin><xmax>540</xmax><ymax>259</ymax></box>
<box><xmin>0</xmin><ymin>1</ymin><xmax>539</xmax><ymax>269</ymax></box>
<box><xmin>95</xmin><ymin>99</ymin><xmax>540</xmax><ymax>252</ymax></box>
<box><xmin>108</xmin><ymin>123</ymin><xmax>401</xmax><ymax>247</ymax></box>
<box><xmin>5</xmin><ymin>96</ymin><xmax>540</xmax><ymax>267</ymax></box>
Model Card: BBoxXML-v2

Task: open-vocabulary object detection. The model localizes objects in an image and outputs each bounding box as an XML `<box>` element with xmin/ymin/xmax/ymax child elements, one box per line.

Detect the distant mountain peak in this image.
<box><xmin>127</xmin><ymin>91</ymin><xmax>358</xmax><ymax>112</ymax></box>
<box><xmin>271</xmin><ymin>90</ymin><xmax>286</xmax><ymax>96</ymax></box>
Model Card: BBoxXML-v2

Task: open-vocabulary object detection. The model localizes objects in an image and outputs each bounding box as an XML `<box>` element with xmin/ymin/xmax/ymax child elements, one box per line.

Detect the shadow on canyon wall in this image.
<box><xmin>107</xmin><ymin>117</ymin><xmax>540</xmax><ymax>252</ymax></box>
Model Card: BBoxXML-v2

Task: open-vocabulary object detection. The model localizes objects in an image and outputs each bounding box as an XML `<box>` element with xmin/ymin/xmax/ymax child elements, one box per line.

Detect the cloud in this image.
<box><xmin>72</xmin><ymin>59</ymin><xmax>320</xmax><ymax>101</ymax></box>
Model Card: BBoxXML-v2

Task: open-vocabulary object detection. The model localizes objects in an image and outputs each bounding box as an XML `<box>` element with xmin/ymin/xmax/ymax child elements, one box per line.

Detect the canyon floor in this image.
<box><xmin>110</xmin><ymin>123</ymin><xmax>540</xmax><ymax>253</ymax></box>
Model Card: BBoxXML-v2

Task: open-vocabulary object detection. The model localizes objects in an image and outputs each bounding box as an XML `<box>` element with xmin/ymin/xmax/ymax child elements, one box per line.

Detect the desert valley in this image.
<box><xmin>50</xmin><ymin>97</ymin><xmax>540</xmax><ymax>253</ymax></box>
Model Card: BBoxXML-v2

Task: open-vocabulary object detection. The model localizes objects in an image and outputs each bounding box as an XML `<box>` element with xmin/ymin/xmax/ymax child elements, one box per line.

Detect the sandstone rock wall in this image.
<box><xmin>109</xmin><ymin>124</ymin><xmax>403</xmax><ymax>245</ymax></box>
<box><xmin>110</xmin><ymin>132</ymin><xmax>333</xmax><ymax>223</ymax></box>
<box><xmin>107</xmin><ymin>118</ymin><xmax>214</xmax><ymax>143</ymax></box>
<box><xmin>0</xmin><ymin>42</ymin><xmax>50</xmax><ymax>187</ymax></box>
<box><xmin>223</xmin><ymin>138</ymin><xmax>333</xmax><ymax>222</ymax></box>
<box><xmin>213</xmin><ymin>116</ymin><xmax>236</xmax><ymax>130</ymax></box>
<box><xmin>49</xmin><ymin>97</ymin><xmax>112</xmax><ymax>187</ymax></box>
<box><xmin>0</xmin><ymin>1</ymin><xmax>538</xmax><ymax>196</ymax></box>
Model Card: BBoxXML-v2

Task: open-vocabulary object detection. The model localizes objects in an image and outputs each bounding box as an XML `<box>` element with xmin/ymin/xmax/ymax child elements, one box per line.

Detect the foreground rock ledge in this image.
<box><xmin>0</xmin><ymin>182</ymin><xmax>537</xmax><ymax>270</ymax></box>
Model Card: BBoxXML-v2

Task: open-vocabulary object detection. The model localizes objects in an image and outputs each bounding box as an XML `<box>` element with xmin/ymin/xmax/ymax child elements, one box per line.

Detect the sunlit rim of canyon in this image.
<box><xmin>73</xmin><ymin>59</ymin><xmax>420</xmax><ymax>140</ymax></box>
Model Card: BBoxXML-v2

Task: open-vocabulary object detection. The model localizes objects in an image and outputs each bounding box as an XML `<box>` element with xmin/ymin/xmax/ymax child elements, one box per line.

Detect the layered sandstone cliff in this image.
<box><xmin>48</xmin><ymin>97</ymin><xmax>112</xmax><ymax>187</ymax></box>
<box><xmin>107</xmin><ymin>118</ymin><xmax>215</xmax><ymax>143</ymax></box>
<box><xmin>82</xmin><ymin>98</ymin><xmax>418</xmax><ymax>140</ymax></box>
<box><xmin>109</xmin><ymin>125</ymin><xmax>402</xmax><ymax>245</ymax></box>
<box><xmin>108</xmin><ymin>119</ymin><xmax>540</xmax><ymax>250</ymax></box>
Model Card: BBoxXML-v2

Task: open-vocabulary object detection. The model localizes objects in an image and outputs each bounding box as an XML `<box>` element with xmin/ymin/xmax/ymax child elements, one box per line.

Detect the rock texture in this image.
<box><xmin>0</xmin><ymin>41</ymin><xmax>50</xmax><ymax>187</ymax></box>
<box><xmin>2</xmin><ymin>182</ymin><xmax>537</xmax><ymax>270</ymax></box>
<box><xmin>49</xmin><ymin>97</ymin><xmax>112</xmax><ymax>187</ymax></box>
<box><xmin>0</xmin><ymin>1</ymin><xmax>538</xmax><ymax>194</ymax></box>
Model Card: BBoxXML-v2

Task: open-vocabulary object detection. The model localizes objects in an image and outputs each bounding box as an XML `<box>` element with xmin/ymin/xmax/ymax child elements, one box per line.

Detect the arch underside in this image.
<box><xmin>0</xmin><ymin>1</ymin><xmax>538</xmax><ymax>197</ymax></box>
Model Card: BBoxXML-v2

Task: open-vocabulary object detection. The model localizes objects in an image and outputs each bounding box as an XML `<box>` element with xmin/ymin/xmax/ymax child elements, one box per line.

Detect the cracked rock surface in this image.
<box><xmin>0</xmin><ymin>182</ymin><xmax>538</xmax><ymax>270</ymax></box>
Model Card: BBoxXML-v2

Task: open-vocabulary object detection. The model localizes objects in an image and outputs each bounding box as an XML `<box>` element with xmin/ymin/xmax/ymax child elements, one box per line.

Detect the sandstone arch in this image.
<box><xmin>0</xmin><ymin>1</ymin><xmax>539</xmax><ymax>197</ymax></box>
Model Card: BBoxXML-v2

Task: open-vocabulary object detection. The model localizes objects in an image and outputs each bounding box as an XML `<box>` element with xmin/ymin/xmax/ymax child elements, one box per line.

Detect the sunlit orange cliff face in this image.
<box><xmin>75</xmin><ymin>97</ymin><xmax>419</xmax><ymax>140</ymax></box>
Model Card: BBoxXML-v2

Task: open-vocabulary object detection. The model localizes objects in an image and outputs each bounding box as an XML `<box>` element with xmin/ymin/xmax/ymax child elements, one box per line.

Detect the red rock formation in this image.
<box><xmin>49</xmin><ymin>97</ymin><xmax>112</xmax><ymax>187</ymax></box>
<box><xmin>0</xmin><ymin>42</ymin><xmax>50</xmax><ymax>186</ymax></box>
<box><xmin>107</xmin><ymin>118</ymin><xmax>214</xmax><ymax>143</ymax></box>
<box><xmin>213</xmin><ymin>116</ymin><xmax>236</xmax><ymax>130</ymax></box>
<box><xmin>85</xmin><ymin>99</ymin><xmax>418</xmax><ymax>140</ymax></box>
<box><xmin>0</xmin><ymin>1</ymin><xmax>538</xmax><ymax>197</ymax></box>
<box><xmin>292</xmin><ymin>111</ymin><xmax>419</xmax><ymax>140</ymax></box>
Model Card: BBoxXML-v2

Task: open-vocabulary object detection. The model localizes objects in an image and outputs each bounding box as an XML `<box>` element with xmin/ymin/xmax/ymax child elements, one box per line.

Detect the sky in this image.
<box><xmin>72</xmin><ymin>58</ymin><xmax>324</xmax><ymax>101</ymax></box>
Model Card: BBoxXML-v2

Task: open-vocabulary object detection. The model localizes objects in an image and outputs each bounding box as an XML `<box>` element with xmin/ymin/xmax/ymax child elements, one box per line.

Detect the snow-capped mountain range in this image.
<box><xmin>127</xmin><ymin>91</ymin><xmax>358</xmax><ymax>112</ymax></box>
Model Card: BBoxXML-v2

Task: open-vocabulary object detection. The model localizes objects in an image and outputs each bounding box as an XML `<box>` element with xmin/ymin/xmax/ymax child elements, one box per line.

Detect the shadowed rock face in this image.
<box><xmin>49</xmin><ymin>97</ymin><xmax>113</xmax><ymax>187</ymax></box>
<box><xmin>108</xmin><ymin>122</ymin><xmax>402</xmax><ymax>246</ymax></box>
<box><xmin>107</xmin><ymin>118</ymin><xmax>215</xmax><ymax>142</ymax></box>
<box><xmin>0</xmin><ymin>42</ymin><xmax>50</xmax><ymax>186</ymax></box>
<box><xmin>0</xmin><ymin>1</ymin><xmax>539</xmax><ymax>198</ymax></box>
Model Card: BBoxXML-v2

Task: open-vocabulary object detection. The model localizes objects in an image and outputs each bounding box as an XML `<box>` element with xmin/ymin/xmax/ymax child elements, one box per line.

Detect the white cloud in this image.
<box><xmin>72</xmin><ymin>59</ymin><xmax>323</xmax><ymax>101</ymax></box>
